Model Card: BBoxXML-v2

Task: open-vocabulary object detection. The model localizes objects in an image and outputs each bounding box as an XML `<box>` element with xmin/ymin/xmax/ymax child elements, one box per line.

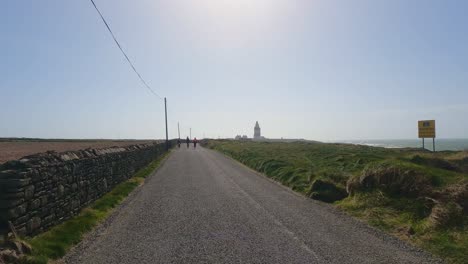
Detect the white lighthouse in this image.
<box><xmin>254</xmin><ymin>121</ymin><xmax>261</xmax><ymax>140</ymax></box>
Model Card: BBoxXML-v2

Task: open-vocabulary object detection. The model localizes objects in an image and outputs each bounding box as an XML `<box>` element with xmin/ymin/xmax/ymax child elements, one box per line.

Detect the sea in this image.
<box><xmin>333</xmin><ymin>139</ymin><xmax>468</xmax><ymax>151</ymax></box>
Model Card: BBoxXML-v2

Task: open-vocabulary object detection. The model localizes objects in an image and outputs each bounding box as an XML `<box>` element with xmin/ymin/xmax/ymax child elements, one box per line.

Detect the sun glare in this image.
<box><xmin>200</xmin><ymin>0</ymin><xmax>274</xmax><ymax>17</ymax></box>
<box><xmin>169</xmin><ymin>0</ymin><xmax>291</xmax><ymax>48</ymax></box>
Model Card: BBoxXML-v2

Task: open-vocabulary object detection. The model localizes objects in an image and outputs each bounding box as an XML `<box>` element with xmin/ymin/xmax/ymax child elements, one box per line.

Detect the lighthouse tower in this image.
<box><xmin>254</xmin><ymin>121</ymin><xmax>261</xmax><ymax>139</ymax></box>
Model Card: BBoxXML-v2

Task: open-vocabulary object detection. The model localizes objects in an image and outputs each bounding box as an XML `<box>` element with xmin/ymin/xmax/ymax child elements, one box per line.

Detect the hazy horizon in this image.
<box><xmin>2</xmin><ymin>136</ymin><xmax>468</xmax><ymax>142</ymax></box>
<box><xmin>2</xmin><ymin>1</ymin><xmax>468</xmax><ymax>141</ymax></box>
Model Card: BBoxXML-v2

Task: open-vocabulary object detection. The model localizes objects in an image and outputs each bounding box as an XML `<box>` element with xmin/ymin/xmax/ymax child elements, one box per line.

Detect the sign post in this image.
<box><xmin>418</xmin><ymin>120</ymin><xmax>436</xmax><ymax>152</ymax></box>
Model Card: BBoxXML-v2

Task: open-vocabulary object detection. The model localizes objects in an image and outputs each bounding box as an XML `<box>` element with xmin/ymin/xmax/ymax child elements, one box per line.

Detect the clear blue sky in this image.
<box><xmin>1</xmin><ymin>0</ymin><xmax>467</xmax><ymax>140</ymax></box>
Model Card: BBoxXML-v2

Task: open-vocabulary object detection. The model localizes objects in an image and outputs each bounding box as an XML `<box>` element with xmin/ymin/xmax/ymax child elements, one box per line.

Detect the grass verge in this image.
<box><xmin>20</xmin><ymin>151</ymin><xmax>171</xmax><ymax>264</ymax></box>
<box><xmin>204</xmin><ymin>140</ymin><xmax>468</xmax><ymax>263</ymax></box>
<box><xmin>337</xmin><ymin>192</ymin><xmax>468</xmax><ymax>264</ymax></box>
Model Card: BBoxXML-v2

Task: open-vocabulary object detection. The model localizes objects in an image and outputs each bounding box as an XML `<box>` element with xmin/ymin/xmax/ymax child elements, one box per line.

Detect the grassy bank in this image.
<box><xmin>204</xmin><ymin>140</ymin><xmax>468</xmax><ymax>263</ymax></box>
<box><xmin>20</xmin><ymin>151</ymin><xmax>171</xmax><ymax>264</ymax></box>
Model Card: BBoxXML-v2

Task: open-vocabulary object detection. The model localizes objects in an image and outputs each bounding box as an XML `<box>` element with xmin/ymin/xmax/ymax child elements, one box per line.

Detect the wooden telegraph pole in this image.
<box><xmin>165</xmin><ymin>97</ymin><xmax>168</xmax><ymax>151</ymax></box>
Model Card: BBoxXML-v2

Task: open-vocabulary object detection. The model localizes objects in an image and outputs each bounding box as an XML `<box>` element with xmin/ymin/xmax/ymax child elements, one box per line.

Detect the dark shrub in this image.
<box><xmin>308</xmin><ymin>179</ymin><xmax>347</xmax><ymax>203</ymax></box>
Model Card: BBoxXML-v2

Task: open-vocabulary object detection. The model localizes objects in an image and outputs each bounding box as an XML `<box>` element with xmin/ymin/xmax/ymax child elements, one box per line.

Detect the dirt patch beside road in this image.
<box><xmin>0</xmin><ymin>139</ymin><xmax>158</xmax><ymax>164</ymax></box>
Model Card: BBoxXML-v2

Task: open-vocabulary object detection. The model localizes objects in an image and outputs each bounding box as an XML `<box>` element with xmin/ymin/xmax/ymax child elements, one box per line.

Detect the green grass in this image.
<box><xmin>205</xmin><ymin>140</ymin><xmax>467</xmax><ymax>190</ymax></box>
<box><xmin>337</xmin><ymin>192</ymin><xmax>468</xmax><ymax>264</ymax></box>
<box><xmin>20</xmin><ymin>151</ymin><xmax>170</xmax><ymax>264</ymax></box>
<box><xmin>204</xmin><ymin>140</ymin><xmax>468</xmax><ymax>263</ymax></box>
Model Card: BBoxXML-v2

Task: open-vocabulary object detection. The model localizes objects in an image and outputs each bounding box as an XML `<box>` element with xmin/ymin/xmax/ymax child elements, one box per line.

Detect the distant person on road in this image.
<box><xmin>186</xmin><ymin>137</ymin><xmax>190</xmax><ymax>148</ymax></box>
<box><xmin>177</xmin><ymin>138</ymin><xmax>181</xmax><ymax>148</ymax></box>
<box><xmin>193</xmin><ymin>137</ymin><xmax>198</xmax><ymax>149</ymax></box>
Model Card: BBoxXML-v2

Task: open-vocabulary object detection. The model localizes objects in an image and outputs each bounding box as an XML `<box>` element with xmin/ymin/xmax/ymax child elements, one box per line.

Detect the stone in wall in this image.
<box><xmin>0</xmin><ymin>142</ymin><xmax>171</xmax><ymax>237</ymax></box>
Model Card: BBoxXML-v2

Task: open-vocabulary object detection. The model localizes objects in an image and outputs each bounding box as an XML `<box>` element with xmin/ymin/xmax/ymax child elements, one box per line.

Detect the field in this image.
<box><xmin>0</xmin><ymin>138</ymin><xmax>158</xmax><ymax>164</ymax></box>
<box><xmin>204</xmin><ymin>140</ymin><xmax>468</xmax><ymax>263</ymax></box>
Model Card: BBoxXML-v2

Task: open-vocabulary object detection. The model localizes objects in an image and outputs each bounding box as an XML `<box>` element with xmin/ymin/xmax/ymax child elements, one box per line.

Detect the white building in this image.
<box><xmin>254</xmin><ymin>121</ymin><xmax>261</xmax><ymax>139</ymax></box>
<box><xmin>253</xmin><ymin>121</ymin><xmax>266</xmax><ymax>141</ymax></box>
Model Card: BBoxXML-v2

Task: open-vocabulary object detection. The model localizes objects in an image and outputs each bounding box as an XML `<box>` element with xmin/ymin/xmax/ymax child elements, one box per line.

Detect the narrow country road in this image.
<box><xmin>64</xmin><ymin>146</ymin><xmax>439</xmax><ymax>264</ymax></box>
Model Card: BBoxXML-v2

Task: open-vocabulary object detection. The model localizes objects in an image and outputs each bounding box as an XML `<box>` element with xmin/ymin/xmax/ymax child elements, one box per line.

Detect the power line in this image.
<box><xmin>90</xmin><ymin>0</ymin><xmax>163</xmax><ymax>100</ymax></box>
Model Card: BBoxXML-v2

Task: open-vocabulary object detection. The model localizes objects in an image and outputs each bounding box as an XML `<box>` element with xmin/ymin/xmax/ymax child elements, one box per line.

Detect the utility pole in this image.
<box><xmin>164</xmin><ymin>97</ymin><xmax>168</xmax><ymax>150</ymax></box>
<box><xmin>178</xmin><ymin>122</ymin><xmax>180</xmax><ymax>139</ymax></box>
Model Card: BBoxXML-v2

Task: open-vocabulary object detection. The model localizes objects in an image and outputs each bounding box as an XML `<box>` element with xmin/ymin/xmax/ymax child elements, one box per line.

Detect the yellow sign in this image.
<box><xmin>418</xmin><ymin>120</ymin><xmax>436</xmax><ymax>138</ymax></box>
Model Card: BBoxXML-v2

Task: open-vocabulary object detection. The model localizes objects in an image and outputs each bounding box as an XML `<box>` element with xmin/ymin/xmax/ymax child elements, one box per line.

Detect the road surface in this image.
<box><xmin>64</xmin><ymin>146</ymin><xmax>439</xmax><ymax>264</ymax></box>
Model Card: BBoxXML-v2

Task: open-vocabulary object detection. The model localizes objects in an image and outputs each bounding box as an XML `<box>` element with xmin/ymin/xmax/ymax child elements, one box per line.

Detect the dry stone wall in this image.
<box><xmin>0</xmin><ymin>142</ymin><xmax>170</xmax><ymax>237</ymax></box>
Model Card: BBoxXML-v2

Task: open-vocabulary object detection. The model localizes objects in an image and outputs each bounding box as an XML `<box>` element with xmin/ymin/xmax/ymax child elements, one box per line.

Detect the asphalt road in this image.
<box><xmin>64</xmin><ymin>146</ymin><xmax>439</xmax><ymax>264</ymax></box>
